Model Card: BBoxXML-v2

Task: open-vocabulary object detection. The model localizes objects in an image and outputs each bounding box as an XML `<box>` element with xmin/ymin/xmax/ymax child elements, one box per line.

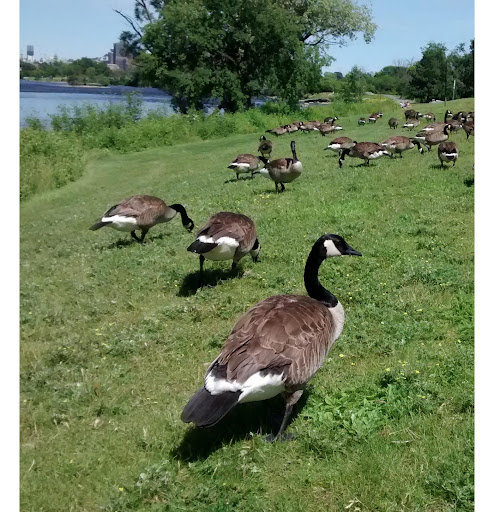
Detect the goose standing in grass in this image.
<box><xmin>414</xmin><ymin>124</ymin><xmax>451</xmax><ymax>151</ymax></box>
<box><xmin>257</xmin><ymin>136</ymin><xmax>273</xmax><ymax>159</ymax></box>
<box><xmin>227</xmin><ymin>154</ymin><xmax>262</xmax><ymax>180</ymax></box>
<box><xmin>338</xmin><ymin>142</ymin><xmax>391</xmax><ymax>168</ymax></box>
<box><xmin>381</xmin><ymin>136</ymin><xmax>424</xmax><ymax>158</ymax></box>
<box><xmin>424</xmin><ymin>112</ymin><xmax>436</xmax><ymax>122</ymax></box>
<box><xmin>181</xmin><ymin>234</ymin><xmax>362</xmax><ymax>441</ymax></box>
<box><xmin>368</xmin><ymin>113</ymin><xmax>378</xmax><ymax>123</ymax></box>
<box><xmin>324</xmin><ymin>116</ymin><xmax>339</xmax><ymax>124</ymax></box>
<box><xmin>324</xmin><ymin>137</ymin><xmax>356</xmax><ymax>155</ymax></box>
<box><xmin>257</xmin><ymin>140</ymin><xmax>302</xmax><ymax>193</ymax></box>
<box><xmin>388</xmin><ymin>118</ymin><xmax>398</xmax><ymax>129</ymax></box>
<box><xmin>89</xmin><ymin>195</ymin><xmax>194</xmax><ymax>243</ymax></box>
<box><xmin>438</xmin><ymin>142</ymin><xmax>459</xmax><ymax>167</ymax></box>
<box><xmin>187</xmin><ymin>212</ymin><xmax>260</xmax><ymax>282</ymax></box>
<box><xmin>318</xmin><ymin>123</ymin><xmax>343</xmax><ymax>136</ymax></box>
<box><xmin>404</xmin><ymin>109</ymin><xmax>418</xmax><ymax>120</ymax></box>
<box><xmin>358</xmin><ymin>117</ymin><xmax>366</xmax><ymax>126</ymax></box>
<box><xmin>403</xmin><ymin>118</ymin><xmax>421</xmax><ymax>130</ymax></box>
<box><xmin>266</xmin><ymin>125</ymin><xmax>288</xmax><ymax>137</ymax></box>
<box><xmin>463</xmin><ymin>120</ymin><xmax>474</xmax><ymax>141</ymax></box>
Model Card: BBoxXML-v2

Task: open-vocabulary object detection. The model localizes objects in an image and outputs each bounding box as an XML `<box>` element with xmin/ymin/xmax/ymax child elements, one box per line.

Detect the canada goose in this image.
<box><xmin>187</xmin><ymin>212</ymin><xmax>260</xmax><ymax>281</ymax></box>
<box><xmin>258</xmin><ymin>136</ymin><xmax>273</xmax><ymax>159</ymax></box>
<box><xmin>404</xmin><ymin>109</ymin><xmax>418</xmax><ymax>120</ymax></box>
<box><xmin>423</xmin><ymin>112</ymin><xmax>436</xmax><ymax>122</ymax></box>
<box><xmin>438</xmin><ymin>141</ymin><xmax>459</xmax><ymax>167</ymax></box>
<box><xmin>324</xmin><ymin>116</ymin><xmax>339</xmax><ymax>124</ymax></box>
<box><xmin>377</xmin><ymin>111</ymin><xmax>384</xmax><ymax>118</ymax></box>
<box><xmin>339</xmin><ymin>142</ymin><xmax>391</xmax><ymax>168</ymax></box>
<box><xmin>257</xmin><ymin>140</ymin><xmax>303</xmax><ymax>192</ymax></box>
<box><xmin>388</xmin><ymin>118</ymin><xmax>398</xmax><ymax>129</ymax></box>
<box><xmin>445</xmin><ymin>109</ymin><xmax>453</xmax><ymax>119</ymax></box>
<box><xmin>403</xmin><ymin>118</ymin><xmax>421</xmax><ymax>130</ymax></box>
<box><xmin>318</xmin><ymin>123</ymin><xmax>343</xmax><ymax>136</ymax></box>
<box><xmin>298</xmin><ymin>121</ymin><xmax>320</xmax><ymax>133</ymax></box>
<box><xmin>228</xmin><ymin>154</ymin><xmax>262</xmax><ymax>179</ymax></box>
<box><xmin>324</xmin><ymin>137</ymin><xmax>357</xmax><ymax>155</ymax></box>
<box><xmin>89</xmin><ymin>195</ymin><xmax>194</xmax><ymax>243</ymax></box>
<box><xmin>286</xmin><ymin>123</ymin><xmax>299</xmax><ymax>134</ymax></box>
<box><xmin>357</xmin><ymin>117</ymin><xmax>366</xmax><ymax>126</ymax></box>
<box><xmin>414</xmin><ymin>124</ymin><xmax>451</xmax><ymax>151</ymax></box>
<box><xmin>266</xmin><ymin>125</ymin><xmax>288</xmax><ymax>137</ymax></box>
<box><xmin>381</xmin><ymin>136</ymin><xmax>424</xmax><ymax>158</ymax></box>
<box><xmin>368</xmin><ymin>113</ymin><xmax>378</xmax><ymax>123</ymax></box>
<box><xmin>418</xmin><ymin>110</ymin><xmax>453</xmax><ymax>134</ymax></box>
<box><xmin>463</xmin><ymin>120</ymin><xmax>474</xmax><ymax>141</ymax></box>
<box><xmin>181</xmin><ymin>233</ymin><xmax>362</xmax><ymax>441</ymax></box>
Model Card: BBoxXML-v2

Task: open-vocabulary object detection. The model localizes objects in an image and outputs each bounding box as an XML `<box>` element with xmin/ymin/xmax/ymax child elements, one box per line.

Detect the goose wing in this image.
<box><xmin>196</xmin><ymin>212</ymin><xmax>256</xmax><ymax>247</ymax></box>
<box><xmin>210</xmin><ymin>295</ymin><xmax>335</xmax><ymax>389</ymax></box>
<box><xmin>102</xmin><ymin>195</ymin><xmax>164</xmax><ymax>219</ymax></box>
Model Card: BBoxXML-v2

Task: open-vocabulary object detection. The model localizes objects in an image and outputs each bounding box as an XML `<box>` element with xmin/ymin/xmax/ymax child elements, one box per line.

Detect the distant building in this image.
<box><xmin>106</xmin><ymin>42</ymin><xmax>131</xmax><ymax>71</ymax></box>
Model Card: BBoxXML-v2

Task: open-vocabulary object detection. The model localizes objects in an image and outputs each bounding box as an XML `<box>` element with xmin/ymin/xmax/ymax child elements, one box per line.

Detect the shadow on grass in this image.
<box><xmin>464</xmin><ymin>177</ymin><xmax>474</xmax><ymax>187</ymax></box>
<box><xmin>178</xmin><ymin>266</ymin><xmax>244</xmax><ymax>296</ymax></box>
<box><xmin>172</xmin><ymin>392</ymin><xmax>309</xmax><ymax>461</ymax></box>
<box><xmin>223</xmin><ymin>176</ymin><xmax>256</xmax><ymax>184</ymax></box>
<box><xmin>102</xmin><ymin>232</ymin><xmax>172</xmax><ymax>250</ymax></box>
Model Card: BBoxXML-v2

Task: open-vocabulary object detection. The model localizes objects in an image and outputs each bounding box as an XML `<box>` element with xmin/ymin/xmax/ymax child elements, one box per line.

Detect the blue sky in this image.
<box><xmin>19</xmin><ymin>0</ymin><xmax>474</xmax><ymax>74</ymax></box>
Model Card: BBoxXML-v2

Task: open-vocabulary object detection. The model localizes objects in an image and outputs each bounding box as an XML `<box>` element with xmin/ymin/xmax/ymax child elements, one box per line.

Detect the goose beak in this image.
<box><xmin>345</xmin><ymin>246</ymin><xmax>362</xmax><ymax>256</ymax></box>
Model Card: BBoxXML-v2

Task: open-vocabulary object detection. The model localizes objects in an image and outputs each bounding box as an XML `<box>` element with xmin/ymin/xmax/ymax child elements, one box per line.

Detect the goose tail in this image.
<box><xmin>187</xmin><ymin>239</ymin><xmax>218</xmax><ymax>254</ymax></box>
<box><xmin>181</xmin><ymin>387</ymin><xmax>240</xmax><ymax>427</ymax></box>
<box><xmin>89</xmin><ymin>221</ymin><xmax>110</xmax><ymax>231</ymax></box>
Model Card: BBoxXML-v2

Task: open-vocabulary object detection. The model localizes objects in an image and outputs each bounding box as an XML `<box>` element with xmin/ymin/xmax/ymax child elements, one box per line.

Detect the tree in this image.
<box><xmin>340</xmin><ymin>66</ymin><xmax>366</xmax><ymax>103</ymax></box>
<box><xmin>116</xmin><ymin>0</ymin><xmax>377</xmax><ymax>112</ymax></box>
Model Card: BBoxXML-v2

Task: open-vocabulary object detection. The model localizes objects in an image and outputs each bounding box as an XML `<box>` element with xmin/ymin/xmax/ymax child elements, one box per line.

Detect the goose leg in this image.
<box><xmin>236</xmin><ymin>172</ymin><xmax>239</xmax><ymax>180</ymax></box>
<box><xmin>264</xmin><ymin>389</ymin><xmax>304</xmax><ymax>442</ymax></box>
<box><xmin>199</xmin><ymin>255</ymin><xmax>205</xmax><ymax>285</ymax></box>
<box><xmin>140</xmin><ymin>229</ymin><xmax>149</xmax><ymax>243</ymax></box>
<box><xmin>275</xmin><ymin>183</ymin><xmax>279</xmax><ymax>193</ymax></box>
<box><xmin>280</xmin><ymin>183</ymin><xmax>285</xmax><ymax>192</ymax></box>
<box><xmin>131</xmin><ymin>230</ymin><xmax>140</xmax><ymax>243</ymax></box>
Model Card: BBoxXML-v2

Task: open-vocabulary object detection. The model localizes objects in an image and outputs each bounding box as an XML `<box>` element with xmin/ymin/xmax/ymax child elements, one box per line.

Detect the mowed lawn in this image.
<box><xmin>20</xmin><ymin>99</ymin><xmax>474</xmax><ymax>512</ymax></box>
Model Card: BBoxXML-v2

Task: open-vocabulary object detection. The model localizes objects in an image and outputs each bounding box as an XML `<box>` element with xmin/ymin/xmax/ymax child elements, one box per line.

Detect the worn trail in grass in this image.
<box><xmin>20</xmin><ymin>99</ymin><xmax>474</xmax><ymax>511</ymax></box>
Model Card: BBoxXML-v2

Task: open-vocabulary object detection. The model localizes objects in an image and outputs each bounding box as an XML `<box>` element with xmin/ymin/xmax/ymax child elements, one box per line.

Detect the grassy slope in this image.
<box><xmin>20</xmin><ymin>99</ymin><xmax>474</xmax><ymax>512</ymax></box>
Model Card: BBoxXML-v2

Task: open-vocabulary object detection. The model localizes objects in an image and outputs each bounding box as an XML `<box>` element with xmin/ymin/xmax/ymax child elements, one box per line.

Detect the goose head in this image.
<box><xmin>315</xmin><ymin>234</ymin><xmax>362</xmax><ymax>259</ymax></box>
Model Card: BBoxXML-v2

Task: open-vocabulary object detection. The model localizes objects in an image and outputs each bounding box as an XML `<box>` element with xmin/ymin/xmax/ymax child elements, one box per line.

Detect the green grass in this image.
<box><xmin>20</xmin><ymin>98</ymin><xmax>474</xmax><ymax>511</ymax></box>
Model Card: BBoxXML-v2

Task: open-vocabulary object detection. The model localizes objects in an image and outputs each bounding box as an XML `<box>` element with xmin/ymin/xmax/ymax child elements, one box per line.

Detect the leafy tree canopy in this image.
<box><xmin>116</xmin><ymin>0</ymin><xmax>377</xmax><ymax>112</ymax></box>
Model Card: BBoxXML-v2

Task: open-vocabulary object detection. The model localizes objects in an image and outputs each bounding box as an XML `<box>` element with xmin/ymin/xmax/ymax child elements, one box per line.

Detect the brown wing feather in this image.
<box><xmin>215</xmin><ymin>295</ymin><xmax>335</xmax><ymax>389</ymax></box>
<box><xmin>103</xmin><ymin>195</ymin><xmax>168</xmax><ymax>227</ymax></box>
<box><xmin>195</xmin><ymin>212</ymin><xmax>256</xmax><ymax>251</ymax></box>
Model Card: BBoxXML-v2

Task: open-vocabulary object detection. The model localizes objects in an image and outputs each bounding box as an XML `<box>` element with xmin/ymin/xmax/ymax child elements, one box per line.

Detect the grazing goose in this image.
<box><xmin>438</xmin><ymin>142</ymin><xmax>459</xmax><ymax>167</ymax></box>
<box><xmin>324</xmin><ymin>116</ymin><xmax>339</xmax><ymax>124</ymax></box>
<box><xmin>403</xmin><ymin>118</ymin><xmax>421</xmax><ymax>130</ymax></box>
<box><xmin>298</xmin><ymin>121</ymin><xmax>321</xmax><ymax>133</ymax></box>
<box><xmin>424</xmin><ymin>112</ymin><xmax>436</xmax><ymax>122</ymax></box>
<box><xmin>187</xmin><ymin>212</ymin><xmax>260</xmax><ymax>280</ymax></box>
<box><xmin>181</xmin><ymin>233</ymin><xmax>362</xmax><ymax>441</ymax></box>
<box><xmin>258</xmin><ymin>136</ymin><xmax>273</xmax><ymax>159</ymax></box>
<box><xmin>463</xmin><ymin>120</ymin><xmax>474</xmax><ymax>141</ymax></box>
<box><xmin>414</xmin><ymin>124</ymin><xmax>451</xmax><ymax>151</ymax></box>
<box><xmin>404</xmin><ymin>109</ymin><xmax>418</xmax><ymax>120</ymax></box>
<box><xmin>257</xmin><ymin>140</ymin><xmax>302</xmax><ymax>192</ymax></box>
<box><xmin>339</xmin><ymin>142</ymin><xmax>391</xmax><ymax>168</ymax></box>
<box><xmin>388</xmin><ymin>118</ymin><xmax>398</xmax><ymax>129</ymax></box>
<box><xmin>228</xmin><ymin>154</ymin><xmax>262</xmax><ymax>179</ymax></box>
<box><xmin>318</xmin><ymin>123</ymin><xmax>343</xmax><ymax>136</ymax></box>
<box><xmin>89</xmin><ymin>195</ymin><xmax>194</xmax><ymax>243</ymax></box>
<box><xmin>357</xmin><ymin>117</ymin><xmax>366</xmax><ymax>126</ymax></box>
<box><xmin>324</xmin><ymin>137</ymin><xmax>357</xmax><ymax>155</ymax></box>
<box><xmin>286</xmin><ymin>123</ymin><xmax>299</xmax><ymax>134</ymax></box>
<box><xmin>266</xmin><ymin>125</ymin><xmax>288</xmax><ymax>137</ymax></box>
<box><xmin>381</xmin><ymin>136</ymin><xmax>424</xmax><ymax>158</ymax></box>
<box><xmin>368</xmin><ymin>113</ymin><xmax>378</xmax><ymax>123</ymax></box>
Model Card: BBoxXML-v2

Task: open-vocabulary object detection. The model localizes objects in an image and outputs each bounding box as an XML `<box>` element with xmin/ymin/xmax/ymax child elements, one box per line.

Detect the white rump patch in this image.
<box><xmin>102</xmin><ymin>215</ymin><xmax>138</xmax><ymax>232</ymax></box>
<box><xmin>333</xmin><ymin>126</ymin><xmax>343</xmax><ymax>130</ymax></box>
<box><xmin>201</xmin><ymin>236</ymin><xmax>239</xmax><ymax>261</ymax></box>
<box><xmin>324</xmin><ymin>239</ymin><xmax>342</xmax><ymax>257</ymax></box>
<box><xmin>327</xmin><ymin>144</ymin><xmax>341</xmax><ymax>151</ymax></box>
<box><xmin>230</xmin><ymin>163</ymin><xmax>250</xmax><ymax>172</ymax></box>
<box><xmin>258</xmin><ymin>168</ymin><xmax>271</xmax><ymax>179</ymax></box>
<box><xmin>205</xmin><ymin>370</ymin><xmax>286</xmax><ymax>404</ymax></box>
<box><xmin>368</xmin><ymin>151</ymin><xmax>385</xmax><ymax>159</ymax></box>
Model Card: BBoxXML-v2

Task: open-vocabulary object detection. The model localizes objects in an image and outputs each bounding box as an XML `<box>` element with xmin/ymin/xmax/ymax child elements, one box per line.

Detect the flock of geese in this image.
<box><xmin>88</xmin><ymin>104</ymin><xmax>472</xmax><ymax>441</ymax></box>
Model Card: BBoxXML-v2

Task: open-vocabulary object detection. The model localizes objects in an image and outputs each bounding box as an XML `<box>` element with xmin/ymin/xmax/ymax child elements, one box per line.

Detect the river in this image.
<box><xmin>20</xmin><ymin>80</ymin><xmax>267</xmax><ymax>128</ymax></box>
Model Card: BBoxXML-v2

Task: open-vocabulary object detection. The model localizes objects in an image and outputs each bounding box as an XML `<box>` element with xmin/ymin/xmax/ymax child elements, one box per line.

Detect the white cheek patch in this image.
<box><xmin>324</xmin><ymin>239</ymin><xmax>342</xmax><ymax>257</ymax></box>
<box><xmin>102</xmin><ymin>215</ymin><xmax>138</xmax><ymax>232</ymax></box>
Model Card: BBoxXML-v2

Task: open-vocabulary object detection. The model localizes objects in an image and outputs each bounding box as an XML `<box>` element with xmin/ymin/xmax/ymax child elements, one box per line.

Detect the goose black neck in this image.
<box><xmin>291</xmin><ymin>142</ymin><xmax>298</xmax><ymax>162</ymax></box>
<box><xmin>304</xmin><ymin>247</ymin><xmax>338</xmax><ymax>308</ymax></box>
<box><xmin>170</xmin><ymin>203</ymin><xmax>191</xmax><ymax>226</ymax></box>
